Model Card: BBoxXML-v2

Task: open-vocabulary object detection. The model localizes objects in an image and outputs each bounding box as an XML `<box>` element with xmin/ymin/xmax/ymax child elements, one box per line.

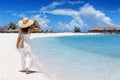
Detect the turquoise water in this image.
<box><xmin>32</xmin><ymin>35</ymin><xmax>120</xmax><ymax>80</ymax></box>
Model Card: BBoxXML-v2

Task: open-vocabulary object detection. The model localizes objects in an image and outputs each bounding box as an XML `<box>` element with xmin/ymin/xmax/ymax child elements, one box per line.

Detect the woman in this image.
<box><xmin>16</xmin><ymin>17</ymin><xmax>41</xmax><ymax>74</ymax></box>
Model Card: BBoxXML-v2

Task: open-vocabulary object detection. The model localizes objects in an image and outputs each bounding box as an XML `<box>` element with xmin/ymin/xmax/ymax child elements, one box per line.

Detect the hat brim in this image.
<box><xmin>19</xmin><ymin>20</ymin><xmax>34</xmax><ymax>28</ymax></box>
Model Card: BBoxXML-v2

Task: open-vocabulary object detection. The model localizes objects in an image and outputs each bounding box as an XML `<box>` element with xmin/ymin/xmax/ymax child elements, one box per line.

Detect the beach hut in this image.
<box><xmin>0</xmin><ymin>26</ymin><xmax>8</xmax><ymax>33</ymax></box>
<box><xmin>88</xmin><ymin>26</ymin><xmax>120</xmax><ymax>33</ymax></box>
<box><xmin>104</xmin><ymin>27</ymin><xmax>116</xmax><ymax>33</ymax></box>
<box><xmin>44</xmin><ymin>30</ymin><xmax>53</xmax><ymax>33</ymax></box>
<box><xmin>7</xmin><ymin>29</ymin><xmax>18</xmax><ymax>33</ymax></box>
<box><xmin>115</xmin><ymin>27</ymin><xmax>120</xmax><ymax>33</ymax></box>
<box><xmin>88</xmin><ymin>27</ymin><xmax>105</xmax><ymax>33</ymax></box>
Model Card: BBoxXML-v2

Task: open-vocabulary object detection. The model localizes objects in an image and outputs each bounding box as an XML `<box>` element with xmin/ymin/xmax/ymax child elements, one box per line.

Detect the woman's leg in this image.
<box><xmin>25</xmin><ymin>52</ymin><xmax>32</xmax><ymax>74</ymax></box>
<box><xmin>25</xmin><ymin>68</ymin><xmax>29</xmax><ymax>74</ymax></box>
<box><xmin>21</xmin><ymin>55</ymin><xmax>26</xmax><ymax>70</ymax></box>
<box><xmin>18</xmin><ymin>49</ymin><xmax>26</xmax><ymax>70</ymax></box>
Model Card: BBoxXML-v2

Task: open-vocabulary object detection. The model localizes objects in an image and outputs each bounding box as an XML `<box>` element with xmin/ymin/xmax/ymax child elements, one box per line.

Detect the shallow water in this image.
<box><xmin>32</xmin><ymin>34</ymin><xmax>120</xmax><ymax>80</ymax></box>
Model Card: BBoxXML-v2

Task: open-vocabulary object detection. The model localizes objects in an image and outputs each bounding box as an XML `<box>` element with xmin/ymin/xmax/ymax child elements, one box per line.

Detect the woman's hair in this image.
<box><xmin>21</xmin><ymin>27</ymin><xmax>30</xmax><ymax>33</ymax></box>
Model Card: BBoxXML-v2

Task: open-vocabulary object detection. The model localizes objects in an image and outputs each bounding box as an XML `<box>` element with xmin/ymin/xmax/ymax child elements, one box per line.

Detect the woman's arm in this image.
<box><xmin>16</xmin><ymin>28</ymin><xmax>21</xmax><ymax>48</ymax></box>
<box><xmin>29</xmin><ymin>21</ymin><xmax>41</xmax><ymax>33</ymax></box>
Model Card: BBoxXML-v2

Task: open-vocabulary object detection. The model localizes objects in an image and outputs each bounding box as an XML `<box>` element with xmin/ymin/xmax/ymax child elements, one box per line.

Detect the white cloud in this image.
<box><xmin>79</xmin><ymin>4</ymin><xmax>114</xmax><ymax>26</ymax></box>
<box><xmin>4</xmin><ymin>10</ymin><xmax>13</xmax><ymax>13</ymax></box>
<box><xmin>57</xmin><ymin>17</ymin><xmax>86</xmax><ymax>32</ymax></box>
<box><xmin>68</xmin><ymin>0</ymin><xmax>84</xmax><ymax>5</ymax></box>
<box><xmin>109</xmin><ymin>8</ymin><xmax>120</xmax><ymax>13</ymax></box>
<box><xmin>43</xmin><ymin>3</ymin><xmax>115</xmax><ymax>32</ymax></box>
<box><xmin>12</xmin><ymin>2</ymin><xmax>116</xmax><ymax>32</ymax></box>
<box><xmin>40</xmin><ymin>2</ymin><xmax>62</xmax><ymax>11</ymax></box>
<box><xmin>69</xmin><ymin>17</ymin><xmax>86</xmax><ymax>28</ymax></box>
<box><xmin>32</xmin><ymin>14</ymin><xmax>50</xmax><ymax>29</ymax></box>
<box><xmin>48</xmin><ymin>9</ymin><xmax>79</xmax><ymax>17</ymax></box>
<box><xmin>27</xmin><ymin>10</ymin><xmax>40</xmax><ymax>13</ymax></box>
<box><xmin>12</xmin><ymin>13</ymin><xmax>26</xmax><ymax>18</ymax></box>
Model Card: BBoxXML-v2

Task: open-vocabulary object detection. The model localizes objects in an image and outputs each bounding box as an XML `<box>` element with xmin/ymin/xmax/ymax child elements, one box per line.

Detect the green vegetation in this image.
<box><xmin>74</xmin><ymin>27</ymin><xmax>81</xmax><ymax>32</ymax></box>
<box><xmin>0</xmin><ymin>22</ymin><xmax>82</xmax><ymax>33</ymax></box>
<box><xmin>30</xmin><ymin>22</ymin><xmax>37</xmax><ymax>27</ymax></box>
<box><xmin>32</xmin><ymin>30</ymin><xmax>43</xmax><ymax>33</ymax></box>
<box><xmin>8</xmin><ymin>22</ymin><xmax>17</xmax><ymax>30</ymax></box>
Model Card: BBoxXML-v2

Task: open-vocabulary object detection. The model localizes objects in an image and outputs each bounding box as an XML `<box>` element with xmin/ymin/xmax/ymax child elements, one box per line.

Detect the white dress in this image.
<box><xmin>18</xmin><ymin>34</ymin><xmax>44</xmax><ymax>71</ymax></box>
<box><xmin>18</xmin><ymin>34</ymin><xmax>32</xmax><ymax>69</ymax></box>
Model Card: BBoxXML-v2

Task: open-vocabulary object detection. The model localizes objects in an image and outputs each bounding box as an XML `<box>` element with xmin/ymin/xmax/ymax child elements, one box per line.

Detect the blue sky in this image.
<box><xmin>0</xmin><ymin>0</ymin><xmax>120</xmax><ymax>32</ymax></box>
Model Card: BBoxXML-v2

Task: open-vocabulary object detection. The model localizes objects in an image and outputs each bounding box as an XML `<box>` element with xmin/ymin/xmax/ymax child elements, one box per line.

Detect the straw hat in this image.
<box><xmin>18</xmin><ymin>17</ymin><xmax>34</xmax><ymax>28</ymax></box>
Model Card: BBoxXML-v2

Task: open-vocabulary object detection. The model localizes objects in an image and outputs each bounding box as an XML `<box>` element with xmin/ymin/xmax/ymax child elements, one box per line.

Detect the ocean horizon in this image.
<box><xmin>32</xmin><ymin>34</ymin><xmax>120</xmax><ymax>80</ymax></box>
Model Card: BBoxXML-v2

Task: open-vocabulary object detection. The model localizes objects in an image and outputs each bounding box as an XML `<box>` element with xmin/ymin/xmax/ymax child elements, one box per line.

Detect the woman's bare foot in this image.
<box><xmin>26</xmin><ymin>68</ymin><xmax>29</xmax><ymax>74</ymax></box>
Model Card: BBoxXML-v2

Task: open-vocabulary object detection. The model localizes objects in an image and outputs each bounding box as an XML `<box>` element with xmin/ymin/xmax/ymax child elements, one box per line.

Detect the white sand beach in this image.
<box><xmin>0</xmin><ymin>33</ymin><xmax>102</xmax><ymax>80</ymax></box>
<box><xmin>0</xmin><ymin>33</ymin><xmax>49</xmax><ymax>80</ymax></box>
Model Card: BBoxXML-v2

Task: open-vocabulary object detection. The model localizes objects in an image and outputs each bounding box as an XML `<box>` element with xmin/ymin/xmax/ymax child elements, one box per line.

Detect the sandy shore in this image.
<box><xmin>0</xmin><ymin>33</ymin><xmax>49</xmax><ymax>80</ymax></box>
<box><xmin>31</xmin><ymin>32</ymin><xmax>103</xmax><ymax>38</ymax></box>
<box><xmin>0</xmin><ymin>33</ymin><xmax>102</xmax><ymax>80</ymax></box>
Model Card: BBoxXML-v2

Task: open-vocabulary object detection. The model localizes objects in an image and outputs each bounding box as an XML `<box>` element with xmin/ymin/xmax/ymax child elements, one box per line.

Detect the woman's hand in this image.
<box><xmin>16</xmin><ymin>28</ymin><xmax>21</xmax><ymax>49</ymax></box>
<box><xmin>33</xmin><ymin>20</ymin><xmax>37</xmax><ymax>23</ymax></box>
<box><xmin>29</xmin><ymin>20</ymin><xmax>41</xmax><ymax>32</ymax></box>
<box><xmin>16</xmin><ymin>44</ymin><xmax>18</xmax><ymax>48</ymax></box>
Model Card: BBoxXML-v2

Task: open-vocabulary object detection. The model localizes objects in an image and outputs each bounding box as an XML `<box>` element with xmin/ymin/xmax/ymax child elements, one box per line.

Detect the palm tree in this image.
<box><xmin>8</xmin><ymin>22</ymin><xmax>17</xmax><ymax>30</ymax></box>
<box><xmin>74</xmin><ymin>27</ymin><xmax>81</xmax><ymax>32</ymax></box>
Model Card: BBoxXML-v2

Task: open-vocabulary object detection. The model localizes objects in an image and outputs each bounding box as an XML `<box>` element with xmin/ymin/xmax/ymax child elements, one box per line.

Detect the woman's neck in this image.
<box><xmin>21</xmin><ymin>28</ymin><xmax>30</xmax><ymax>34</ymax></box>
<box><xmin>23</xmin><ymin>32</ymin><xmax>30</xmax><ymax>34</ymax></box>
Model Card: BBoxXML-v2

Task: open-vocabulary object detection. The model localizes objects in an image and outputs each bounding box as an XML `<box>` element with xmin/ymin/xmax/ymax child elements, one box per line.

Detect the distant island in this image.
<box><xmin>0</xmin><ymin>22</ymin><xmax>120</xmax><ymax>34</ymax></box>
<box><xmin>88</xmin><ymin>27</ymin><xmax>120</xmax><ymax>34</ymax></box>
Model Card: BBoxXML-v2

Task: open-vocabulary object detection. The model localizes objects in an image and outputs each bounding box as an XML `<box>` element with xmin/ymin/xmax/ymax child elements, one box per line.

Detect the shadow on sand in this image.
<box><xmin>19</xmin><ymin>70</ymin><xmax>42</xmax><ymax>74</ymax></box>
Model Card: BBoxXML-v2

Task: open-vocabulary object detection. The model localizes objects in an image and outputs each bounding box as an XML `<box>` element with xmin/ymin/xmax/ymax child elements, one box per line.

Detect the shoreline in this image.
<box><xmin>0</xmin><ymin>32</ymin><xmax>116</xmax><ymax>39</ymax></box>
<box><xmin>0</xmin><ymin>32</ymin><xmax>104</xmax><ymax>37</ymax></box>
<box><xmin>0</xmin><ymin>33</ymin><xmax>119</xmax><ymax>80</ymax></box>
